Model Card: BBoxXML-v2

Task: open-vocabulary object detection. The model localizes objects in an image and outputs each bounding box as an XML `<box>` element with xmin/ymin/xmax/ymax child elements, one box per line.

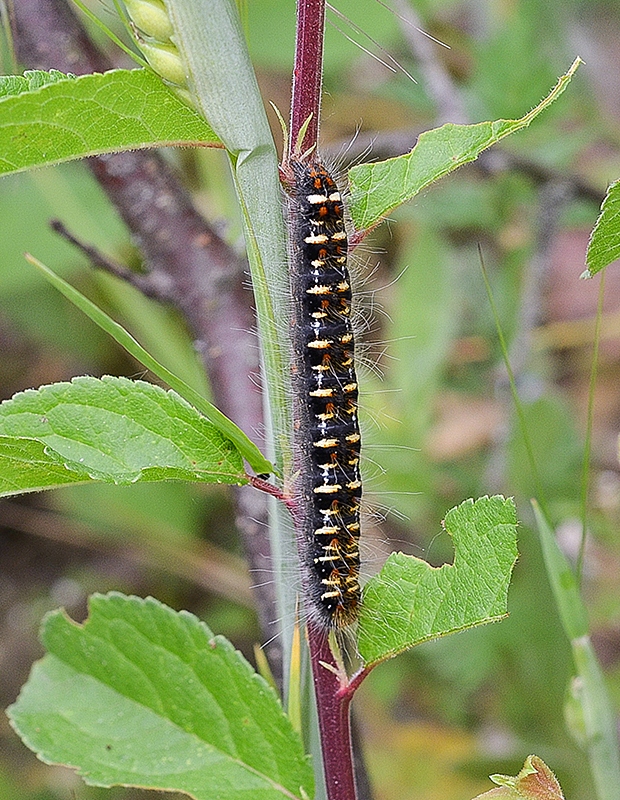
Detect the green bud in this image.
<box><xmin>139</xmin><ymin>39</ymin><xmax>187</xmax><ymax>88</ymax></box>
<box><xmin>169</xmin><ymin>86</ymin><xmax>196</xmax><ymax>110</ymax></box>
<box><xmin>124</xmin><ymin>0</ymin><xmax>174</xmax><ymax>42</ymax></box>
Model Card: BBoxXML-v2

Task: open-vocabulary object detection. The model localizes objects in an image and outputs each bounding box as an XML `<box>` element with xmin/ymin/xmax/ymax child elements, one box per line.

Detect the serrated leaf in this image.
<box><xmin>357</xmin><ymin>496</ymin><xmax>518</xmax><ymax>666</ymax></box>
<box><xmin>348</xmin><ymin>58</ymin><xmax>581</xmax><ymax>230</ymax></box>
<box><xmin>584</xmin><ymin>179</ymin><xmax>620</xmax><ymax>277</ymax></box>
<box><xmin>473</xmin><ymin>755</ymin><xmax>565</xmax><ymax>800</ymax></box>
<box><xmin>0</xmin><ymin>69</ymin><xmax>73</xmax><ymax>96</ymax></box>
<box><xmin>8</xmin><ymin>593</ymin><xmax>313</xmax><ymax>800</ymax></box>
<box><xmin>0</xmin><ymin>376</ymin><xmax>246</xmax><ymax>495</ymax></box>
<box><xmin>0</xmin><ymin>68</ymin><xmax>220</xmax><ymax>176</ymax></box>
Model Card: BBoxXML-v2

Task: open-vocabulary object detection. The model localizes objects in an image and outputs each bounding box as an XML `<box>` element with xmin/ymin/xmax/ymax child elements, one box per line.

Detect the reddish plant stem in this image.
<box><xmin>342</xmin><ymin>666</ymin><xmax>373</xmax><ymax>702</ymax></box>
<box><xmin>307</xmin><ymin>622</ymin><xmax>357</xmax><ymax>800</ymax></box>
<box><xmin>249</xmin><ymin>476</ymin><xmax>297</xmax><ymax>513</ymax></box>
<box><xmin>290</xmin><ymin>2</ymin><xmax>360</xmax><ymax>798</ymax></box>
<box><xmin>289</xmin><ymin>0</ymin><xmax>325</xmax><ymax>157</ymax></box>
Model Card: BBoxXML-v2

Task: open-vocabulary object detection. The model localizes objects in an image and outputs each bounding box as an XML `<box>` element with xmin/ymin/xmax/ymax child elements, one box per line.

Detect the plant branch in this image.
<box><xmin>0</xmin><ymin>499</ymin><xmax>254</xmax><ymax>605</ymax></box>
<box><xmin>290</xmin><ymin>0</ymin><xmax>325</xmax><ymax>157</ymax></box>
<box><xmin>288</xmin><ymin>2</ymin><xmax>365</xmax><ymax>798</ymax></box>
<box><xmin>11</xmin><ymin>0</ymin><xmax>281</xmax><ymax>680</ymax></box>
<box><xmin>50</xmin><ymin>220</ymin><xmax>165</xmax><ymax>299</ymax></box>
<box><xmin>307</xmin><ymin>622</ymin><xmax>357</xmax><ymax>800</ymax></box>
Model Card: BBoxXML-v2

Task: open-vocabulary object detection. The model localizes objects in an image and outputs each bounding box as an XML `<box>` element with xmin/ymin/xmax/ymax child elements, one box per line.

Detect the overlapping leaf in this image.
<box><xmin>0</xmin><ymin>435</ymin><xmax>88</xmax><ymax>495</ymax></box>
<box><xmin>30</xmin><ymin>258</ymin><xmax>273</xmax><ymax>476</ymax></box>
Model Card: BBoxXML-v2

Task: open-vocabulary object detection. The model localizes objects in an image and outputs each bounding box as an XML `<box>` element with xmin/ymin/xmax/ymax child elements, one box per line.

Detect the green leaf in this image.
<box><xmin>29</xmin><ymin>256</ymin><xmax>273</xmax><ymax>476</ymax></box>
<box><xmin>357</xmin><ymin>495</ymin><xmax>518</xmax><ymax>666</ymax></box>
<box><xmin>0</xmin><ymin>68</ymin><xmax>220</xmax><ymax>176</ymax></box>
<box><xmin>156</xmin><ymin>0</ymin><xmax>295</xmax><ymax>677</ymax></box>
<box><xmin>0</xmin><ymin>435</ymin><xmax>89</xmax><ymax>496</ymax></box>
<box><xmin>8</xmin><ymin>593</ymin><xmax>313</xmax><ymax>800</ymax></box>
<box><xmin>568</xmin><ymin>639</ymin><xmax>620</xmax><ymax>800</ymax></box>
<box><xmin>348</xmin><ymin>58</ymin><xmax>582</xmax><ymax>230</ymax></box>
<box><xmin>584</xmin><ymin>179</ymin><xmax>620</xmax><ymax>278</ymax></box>
<box><xmin>161</xmin><ymin>0</ymin><xmax>291</xmax><ymax>465</ymax></box>
<box><xmin>0</xmin><ymin>68</ymin><xmax>73</xmax><ymax>96</ymax></box>
<box><xmin>0</xmin><ymin>376</ymin><xmax>246</xmax><ymax>495</ymax></box>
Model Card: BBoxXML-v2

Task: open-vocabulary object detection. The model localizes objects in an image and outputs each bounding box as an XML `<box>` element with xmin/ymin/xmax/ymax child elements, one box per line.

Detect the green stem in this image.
<box><xmin>161</xmin><ymin>0</ymin><xmax>298</xmax><ymax>669</ymax></box>
<box><xmin>577</xmin><ymin>271</ymin><xmax>604</xmax><ymax>584</ymax></box>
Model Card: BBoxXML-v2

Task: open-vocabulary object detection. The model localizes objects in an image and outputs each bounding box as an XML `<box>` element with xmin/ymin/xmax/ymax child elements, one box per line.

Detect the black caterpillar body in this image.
<box><xmin>289</xmin><ymin>159</ymin><xmax>362</xmax><ymax>628</ymax></box>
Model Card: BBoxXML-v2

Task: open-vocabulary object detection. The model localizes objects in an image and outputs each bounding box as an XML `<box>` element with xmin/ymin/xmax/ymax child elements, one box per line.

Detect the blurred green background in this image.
<box><xmin>2</xmin><ymin>0</ymin><xmax>620</xmax><ymax>798</ymax></box>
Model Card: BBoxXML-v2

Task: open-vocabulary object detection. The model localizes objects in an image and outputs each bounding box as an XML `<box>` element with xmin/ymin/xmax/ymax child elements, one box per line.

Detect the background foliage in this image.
<box><xmin>1</xmin><ymin>1</ymin><xmax>619</xmax><ymax>799</ymax></box>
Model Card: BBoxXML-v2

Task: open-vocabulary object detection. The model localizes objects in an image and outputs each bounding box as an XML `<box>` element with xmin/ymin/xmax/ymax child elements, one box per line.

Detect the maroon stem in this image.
<box><xmin>289</xmin><ymin>2</ymin><xmax>361</xmax><ymax>798</ymax></box>
<box><xmin>307</xmin><ymin>622</ymin><xmax>357</xmax><ymax>800</ymax></box>
<box><xmin>289</xmin><ymin>0</ymin><xmax>325</xmax><ymax>157</ymax></box>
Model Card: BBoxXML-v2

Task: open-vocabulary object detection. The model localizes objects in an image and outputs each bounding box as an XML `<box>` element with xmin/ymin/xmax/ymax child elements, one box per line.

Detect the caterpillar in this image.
<box><xmin>289</xmin><ymin>159</ymin><xmax>362</xmax><ymax>629</ymax></box>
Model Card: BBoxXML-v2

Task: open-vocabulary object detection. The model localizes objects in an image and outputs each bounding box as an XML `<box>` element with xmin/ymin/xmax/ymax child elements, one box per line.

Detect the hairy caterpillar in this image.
<box><xmin>289</xmin><ymin>159</ymin><xmax>362</xmax><ymax>629</ymax></box>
